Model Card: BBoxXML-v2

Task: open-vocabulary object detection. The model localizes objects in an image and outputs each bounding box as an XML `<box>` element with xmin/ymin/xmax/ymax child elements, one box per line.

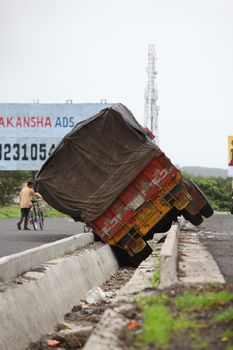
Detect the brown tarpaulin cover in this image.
<box><xmin>35</xmin><ymin>104</ymin><xmax>160</xmax><ymax>222</ymax></box>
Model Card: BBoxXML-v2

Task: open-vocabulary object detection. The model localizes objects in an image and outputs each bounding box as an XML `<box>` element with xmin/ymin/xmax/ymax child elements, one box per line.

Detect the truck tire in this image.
<box><xmin>93</xmin><ymin>233</ymin><xmax>102</xmax><ymax>241</ymax></box>
<box><xmin>182</xmin><ymin>210</ymin><xmax>203</xmax><ymax>226</ymax></box>
<box><xmin>144</xmin><ymin>209</ymin><xmax>178</xmax><ymax>240</ymax></box>
<box><xmin>111</xmin><ymin>242</ymin><xmax>152</xmax><ymax>267</ymax></box>
<box><xmin>200</xmin><ymin>203</ymin><xmax>214</xmax><ymax>218</ymax></box>
<box><xmin>144</xmin><ymin>220</ymin><xmax>172</xmax><ymax>240</ymax></box>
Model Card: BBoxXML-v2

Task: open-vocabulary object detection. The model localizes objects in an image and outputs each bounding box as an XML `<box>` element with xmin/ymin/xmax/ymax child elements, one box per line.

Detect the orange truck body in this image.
<box><xmin>91</xmin><ymin>153</ymin><xmax>191</xmax><ymax>258</ymax></box>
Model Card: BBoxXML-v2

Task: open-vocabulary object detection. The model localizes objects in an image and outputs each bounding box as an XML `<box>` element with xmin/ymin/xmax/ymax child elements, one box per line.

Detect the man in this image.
<box><xmin>17</xmin><ymin>181</ymin><xmax>41</xmax><ymax>230</ymax></box>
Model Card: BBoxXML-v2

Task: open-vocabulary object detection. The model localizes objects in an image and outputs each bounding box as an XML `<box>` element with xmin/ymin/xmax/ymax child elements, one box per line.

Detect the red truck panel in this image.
<box><xmin>91</xmin><ymin>155</ymin><xmax>190</xmax><ymax>253</ymax></box>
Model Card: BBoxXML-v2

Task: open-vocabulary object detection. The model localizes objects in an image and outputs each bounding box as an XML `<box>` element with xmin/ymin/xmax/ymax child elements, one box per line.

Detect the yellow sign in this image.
<box><xmin>228</xmin><ymin>136</ymin><xmax>233</xmax><ymax>166</ymax></box>
<box><xmin>228</xmin><ymin>136</ymin><xmax>233</xmax><ymax>177</ymax></box>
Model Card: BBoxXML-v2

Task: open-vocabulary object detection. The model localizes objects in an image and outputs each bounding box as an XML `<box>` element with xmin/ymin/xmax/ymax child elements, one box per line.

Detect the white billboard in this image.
<box><xmin>0</xmin><ymin>103</ymin><xmax>111</xmax><ymax>170</ymax></box>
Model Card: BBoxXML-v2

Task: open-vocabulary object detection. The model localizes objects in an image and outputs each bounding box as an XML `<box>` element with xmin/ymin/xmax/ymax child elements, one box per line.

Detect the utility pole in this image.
<box><xmin>144</xmin><ymin>44</ymin><xmax>159</xmax><ymax>144</ymax></box>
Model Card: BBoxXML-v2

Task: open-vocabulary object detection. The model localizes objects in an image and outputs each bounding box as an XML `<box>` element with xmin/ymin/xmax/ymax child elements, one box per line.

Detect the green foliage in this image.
<box><xmin>142</xmin><ymin>304</ymin><xmax>173</xmax><ymax>348</ymax></box>
<box><xmin>222</xmin><ymin>330</ymin><xmax>233</xmax><ymax>339</ymax></box>
<box><xmin>0</xmin><ymin>171</ymin><xmax>66</xmax><ymax>218</ymax></box>
<box><xmin>133</xmin><ymin>288</ymin><xmax>233</xmax><ymax>350</ymax></box>
<box><xmin>150</xmin><ymin>269</ymin><xmax>160</xmax><ymax>287</ymax></box>
<box><xmin>136</xmin><ymin>293</ymin><xmax>169</xmax><ymax>310</ymax></box>
<box><xmin>136</xmin><ymin>292</ymin><xmax>202</xmax><ymax>350</ymax></box>
<box><xmin>174</xmin><ymin>291</ymin><xmax>233</xmax><ymax>312</ymax></box>
<box><xmin>184</xmin><ymin>173</ymin><xmax>232</xmax><ymax>211</ymax></box>
<box><xmin>150</xmin><ymin>248</ymin><xmax>160</xmax><ymax>287</ymax></box>
<box><xmin>212</xmin><ymin>307</ymin><xmax>233</xmax><ymax>324</ymax></box>
<box><xmin>0</xmin><ymin>205</ymin><xmax>19</xmax><ymax>219</ymax></box>
<box><xmin>0</xmin><ymin>171</ymin><xmax>32</xmax><ymax>206</ymax></box>
<box><xmin>43</xmin><ymin>205</ymin><xmax>67</xmax><ymax>218</ymax></box>
<box><xmin>0</xmin><ymin>171</ymin><xmax>232</xmax><ymax>212</ymax></box>
<box><xmin>0</xmin><ymin>204</ymin><xmax>66</xmax><ymax>219</ymax></box>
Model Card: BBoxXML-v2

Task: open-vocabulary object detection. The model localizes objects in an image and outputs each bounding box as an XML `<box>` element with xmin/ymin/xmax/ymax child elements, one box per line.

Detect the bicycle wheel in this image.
<box><xmin>30</xmin><ymin>208</ymin><xmax>38</xmax><ymax>231</ymax></box>
<box><xmin>33</xmin><ymin>205</ymin><xmax>44</xmax><ymax>231</ymax></box>
<box><xmin>38</xmin><ymin>209</ymin><xmax>44</xmax><ymax>230</ymax></box>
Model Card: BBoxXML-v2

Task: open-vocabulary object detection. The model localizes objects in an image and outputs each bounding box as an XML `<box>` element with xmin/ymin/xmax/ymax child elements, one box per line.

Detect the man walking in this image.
<box><xmin>17</xmin><ymin>181</ymin><xmax>41</xmax><ymax>230</ymax></box>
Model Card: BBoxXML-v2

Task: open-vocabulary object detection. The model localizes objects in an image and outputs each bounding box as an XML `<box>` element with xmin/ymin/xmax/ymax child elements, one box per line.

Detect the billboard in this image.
<box><xmin>0</xmin><ymin>103</ymin><xmax>111</xmax><ymax>171</ymax></box>
<box><xmin>228</xmin><ymin>135</ymin><xmax>233</xmax><ymax>176</ymax></box>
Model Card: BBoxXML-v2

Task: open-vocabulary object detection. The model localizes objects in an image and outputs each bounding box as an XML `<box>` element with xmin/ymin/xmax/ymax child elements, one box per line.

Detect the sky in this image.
<box><xmin>0</xmin><ymin>0</ymin><xmax>233</xmax><ymax>169</ymax></box>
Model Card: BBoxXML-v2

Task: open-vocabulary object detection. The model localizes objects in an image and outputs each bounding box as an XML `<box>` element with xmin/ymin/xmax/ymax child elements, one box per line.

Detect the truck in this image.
<box><xmin>35</xmin><ymin>103</ymin><xmax>213</xmax><ymax>266</ymax></box>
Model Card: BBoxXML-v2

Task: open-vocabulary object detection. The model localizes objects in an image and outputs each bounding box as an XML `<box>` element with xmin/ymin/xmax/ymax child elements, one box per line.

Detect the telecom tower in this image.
<box><xmin>144</xmin><ymin>44</ymin><xmax>159</xmax><ymax>144</ymax></box>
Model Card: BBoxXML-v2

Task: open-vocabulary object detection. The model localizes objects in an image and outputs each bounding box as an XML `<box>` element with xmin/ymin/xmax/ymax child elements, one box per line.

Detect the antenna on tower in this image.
<box><xmin>144</xmin><ymin>44</ymin><xmax>159</xmax><ymax>144</ymax></box>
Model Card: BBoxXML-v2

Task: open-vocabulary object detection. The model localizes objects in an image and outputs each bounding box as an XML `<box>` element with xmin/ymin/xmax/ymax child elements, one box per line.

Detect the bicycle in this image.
<box><xmin>29</xmin><ymin>199</ymin><xmax>45</xmax><ymax>231</ymax></box>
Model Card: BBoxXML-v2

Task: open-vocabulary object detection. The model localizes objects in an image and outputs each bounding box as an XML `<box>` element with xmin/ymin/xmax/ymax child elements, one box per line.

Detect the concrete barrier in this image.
<box><xmin>0</xmin><ymin>232</ymin><xmax>94</xmax><ymax>282</ymax></box>
<box><xmin>0</xmin><ymin>243</ymin><xmax>119</xmax><ymax>350</ymax></box>
<box><xmin>158</xmin><ymin>218</ymin><xmax>186</xmax><ymax>288</ymax></box>
<box><xmin>158</xmin><ymin>222</ymin><xmax>180</xmax><ymax>288</ymax></box>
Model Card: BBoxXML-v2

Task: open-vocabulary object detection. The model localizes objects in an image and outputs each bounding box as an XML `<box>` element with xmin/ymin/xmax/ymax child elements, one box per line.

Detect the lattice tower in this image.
<box><xmin>144</xmin><ymin>44</ymin><xmax>159</xmax><ymax>144</ymax></box>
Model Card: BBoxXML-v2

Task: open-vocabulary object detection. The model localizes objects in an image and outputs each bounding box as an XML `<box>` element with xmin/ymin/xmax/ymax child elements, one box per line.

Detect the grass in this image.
<box><xmin>150</xmin><ymin>248</ymin><xmax>160</xmax><ymax>287</ymax></box>
<box><xmin>150</xmin><ymin>269</ymin><xmax>160</xmax><ymax>287</ymax></box>
<box><xmin>131</xmin><ymin>287</ymin><xmax>233</xmax><ymax>350</ymax></box>
<box><xmin>174</xmin><ymin>290</ymin><xmax>233</xmax><ymax>312</ymax></box>
<box><xmin>212</xmin><ymin>307</ymin><xmax>233</xmax><ymax>324</ymax></box>
<box><xmin>136</xmin><ymin>293</ymin><xmax>202</xmax><ymax>349</ymax></box>
<box><xmin>222</xmin><ymin>330</ymin><xmax>233</xmax><ymax>339</ymax></box>
<box><xmin>0</xmin><ymin>205</ymin><xmax>19</xmax><ymax>219</ymax></box>
<box><xmin>0</xmin><ymin>204</ymin><xmax>67</xmax><ymax>219</ymax></box>
<box><xmin>142</xmin><ymin>304</ymin><xmax>173</xmax><ymax>349</ymax></box>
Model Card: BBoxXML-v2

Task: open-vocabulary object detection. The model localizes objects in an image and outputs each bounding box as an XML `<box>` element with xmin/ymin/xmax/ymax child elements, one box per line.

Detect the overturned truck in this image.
<box><xmin>35</xmin><ymin>104</ymin><xmax>213</xmax><ymax>266</ymax></box>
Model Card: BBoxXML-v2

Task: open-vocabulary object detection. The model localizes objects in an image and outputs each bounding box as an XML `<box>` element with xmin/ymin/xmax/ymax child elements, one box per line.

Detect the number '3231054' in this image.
<box><xmin>0</xmin><ymin>143</ymin><xmax>56</xmax><ymax>161</ymax></box>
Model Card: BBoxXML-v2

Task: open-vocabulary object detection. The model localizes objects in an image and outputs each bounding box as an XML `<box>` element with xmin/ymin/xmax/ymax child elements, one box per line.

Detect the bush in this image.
<box><xmin>185</xmin><ymin>174</ymin><xmax>232</xmax><ymax>212</ymax></box>
<box><xmin>0</xmin><ymin>171</ymin><xmax>33</xmax><ymax>206</ymax></box>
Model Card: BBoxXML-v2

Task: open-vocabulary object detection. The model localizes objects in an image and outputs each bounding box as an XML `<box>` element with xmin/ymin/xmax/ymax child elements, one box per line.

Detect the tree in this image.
<box><xmin>185</xmin><ymin>174</ymin><xmax>232</xmax><ymax>212</ymax></box>
<box><xmin>0</xmin><ymin>171</ymin><xmax>32</xmax><ymax>206</ymax></box>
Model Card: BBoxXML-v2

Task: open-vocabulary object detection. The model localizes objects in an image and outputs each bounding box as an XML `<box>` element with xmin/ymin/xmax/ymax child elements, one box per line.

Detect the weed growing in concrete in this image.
<box><xmin>174</xmin><ymin>290</ymin><xmax>233</xmax><ymax>312</ymax></box>
<box><xmin>141</xmin><ymin>304</ymin><xmax>173</xmax><ymax>349</ymax></box>
<box><xmin>212</xmin><ymin>307</ymin><xmax>233</xmax><ymax>324</ymax></box>
<box><xmin>129</xmin><ymin>286</ymin><xmax>233</xmax><ymax>350</ymax></box>
<box><xmin>150</xmin><ymin>248</ymin><xmax>160</xmax><ymax>287</ymax></box>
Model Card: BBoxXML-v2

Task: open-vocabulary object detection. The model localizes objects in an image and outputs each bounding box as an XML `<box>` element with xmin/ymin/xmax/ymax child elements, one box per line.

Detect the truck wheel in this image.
<box><xmin>93</xmin><ymin>233</ymin><xmax>102</xmax><ymax>242</ymax></box>
<box><xmin>182</xmin><ymin>210</ymin><xmax>203</xmax><ymax>226</ymax></box>
<box><xmin>144</xmin><ymin>220</ymin><xmax>172</xmax><ymax>240</ymax></box>
<box><xmin>111</xmin><ymin>243</ymin><xmax>152</xmax><ymax>267</ymax></box>
<box><xmin>200</xmin><ymin>203</ymin><xmax>214</xmax><ymax>218</ymax></box>
<box><xmin>144</xmin><ymin>209</ymin><xmax>178</xmax><ymax>240</ymax></box>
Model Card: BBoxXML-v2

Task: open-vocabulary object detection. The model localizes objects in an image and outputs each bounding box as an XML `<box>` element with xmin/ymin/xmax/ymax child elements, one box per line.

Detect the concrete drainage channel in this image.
<box><xmin>84</xmin><ymin>219</ymin><xmax>185</xmax><ymax>350</ymax></box>
<box><xmin>0</xmin><ymin>234</ymin><xmax>119</xmax><ymax>350</ymax></box>
<box><xmin>0</xmin><ymin>222</ymin><xmax>183</xmax><ymax>350</ymax></box>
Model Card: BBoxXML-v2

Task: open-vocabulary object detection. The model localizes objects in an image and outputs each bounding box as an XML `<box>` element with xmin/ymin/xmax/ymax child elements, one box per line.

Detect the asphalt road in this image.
<box><xmin>0</xmin><ymin>217</ymin><xmax>86</xmax><ymax>258</ymax></box>
<box><xmin>199</xmin><ymin>212</ymin><xmax>233</xmax><ymax>283</ymax></box>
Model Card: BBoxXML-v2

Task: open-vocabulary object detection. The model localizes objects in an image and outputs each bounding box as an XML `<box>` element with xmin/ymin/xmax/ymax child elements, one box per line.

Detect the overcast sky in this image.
<box><xmin>0</xmin><ymin>0</ymin><xmax>232</xmax><ymax>169</ymax></box>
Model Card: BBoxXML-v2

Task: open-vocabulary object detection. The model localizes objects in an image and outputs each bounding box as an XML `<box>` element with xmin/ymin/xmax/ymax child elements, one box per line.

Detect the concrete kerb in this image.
<box><xmin>0</xmin><ymin>243</ymin><xmax>119</xmax><ymax>350</ymax></box>
<box><xmin>158</xmin><ymin>220</ymin><xmax>181</xmax><ymax>288</ymax></box>
<box><xmin>0</xmin><ymin>232</ymin><xmax>94</xmax><ymax>282</ymax></box>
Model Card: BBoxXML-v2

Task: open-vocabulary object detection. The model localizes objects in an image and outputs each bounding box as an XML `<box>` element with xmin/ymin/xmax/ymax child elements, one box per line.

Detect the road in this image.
<box><xmin>0</xmin><ymin>217</ymin><xmax>86</xmax><ymax>258</ymax></box>
<box><xmin>199</xmin><ymin>212</ymin><xmax>233</xmax><ymax>283</ymax></box>
<box><xmin>1</xmin><ymin>212</ymin><xmax>233</xmax><ymax>283</ymax></box>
